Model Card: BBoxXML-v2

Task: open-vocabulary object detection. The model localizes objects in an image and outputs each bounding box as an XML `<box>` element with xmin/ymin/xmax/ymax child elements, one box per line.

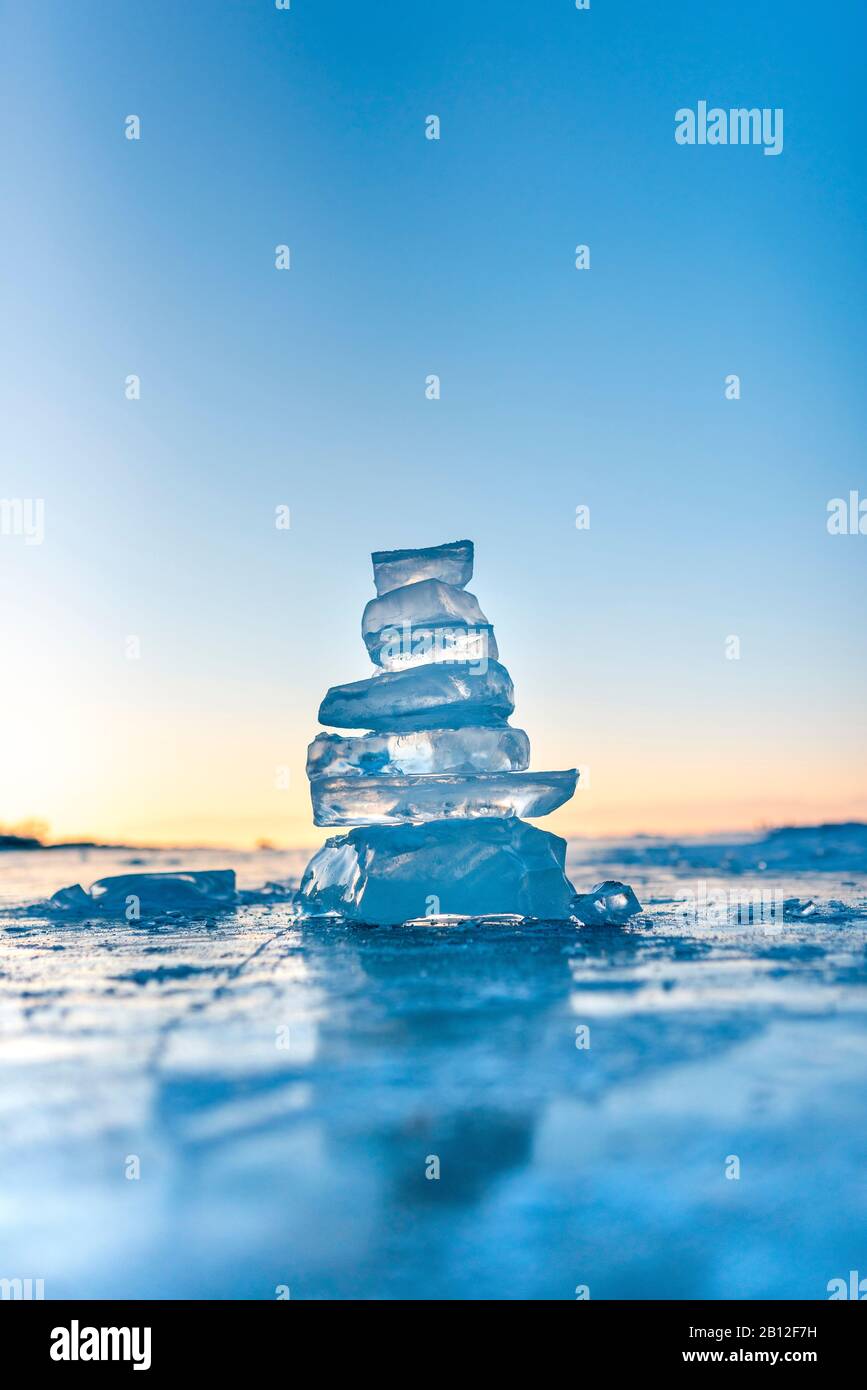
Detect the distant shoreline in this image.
<box><xmin>1</xmin><ymin>836</ymin><xmax>111</xmax><ymax>852</ymax></box>
<box><xmin>3</xmin><ymin>821</ymin><xmax>867</xmax><ymax>857</ymax></box>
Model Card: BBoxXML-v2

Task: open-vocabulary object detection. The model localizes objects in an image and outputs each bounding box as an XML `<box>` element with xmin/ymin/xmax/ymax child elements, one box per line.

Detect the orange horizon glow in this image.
<box><xmin>5</xmin><ymin>661</ymin><xmax>866</xmax><ymax>855</ymax></box>
<box><xmin>9</xmin><ymin>792</ymin><xmax>867</xmax><ymax>854</ymax></box>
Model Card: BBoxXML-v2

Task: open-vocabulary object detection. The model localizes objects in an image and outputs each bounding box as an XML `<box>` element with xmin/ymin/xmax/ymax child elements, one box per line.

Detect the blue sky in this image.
<box><xmin>1</xmin><ymin>0</ymin><xmax>865</xmax><ymax>846</ymax></box>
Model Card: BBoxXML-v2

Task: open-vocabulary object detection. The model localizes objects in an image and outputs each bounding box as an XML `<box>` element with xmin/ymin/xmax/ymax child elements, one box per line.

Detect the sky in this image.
<box><xmin>1</xmin><ymin>0</ymin><xmax>865</xmax><ymax>849</ymax></box>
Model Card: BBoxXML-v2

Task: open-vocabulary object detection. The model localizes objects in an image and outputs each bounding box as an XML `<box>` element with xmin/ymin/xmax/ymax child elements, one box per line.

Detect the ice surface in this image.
<box><xmin>311</xmin><ymin>770</ymin><xmax>577</xmax><ymax>827</ymax></box>
<box><xmin>572</xmin><ymin>880</ymin><xmax>642</xmax><ymax>925</ymax></box>
<box><xmin>299</xmin><ymin>818</ymin><xmax>579</xmax><ymax>922</ymax></box>
<box><xmin>368</xmin><ymin>622</ymin><xmax>498</xmax><ymax>671</ymax></box>
<box><xmin>372</xmin><ymin>539</ymin><xmax>473</xmax><ymax>596</ymax></box>
<box><xmin>307</xmin><ymin>727</ymin><xmax>530</xmax><ymax>779</ymax></box>
<box><xmin>4</xmin><ymin>843</ymin><xmax>866</xmax><ymax>1299</ymax></box>
<box><xmin>50</xmin><ymin>870</ymin><xmax>237</xmax><ymax>914</ymax></box>
<box><xmin>318</xmin><ymin>660</ymin><xmax>515</xmax><ymax>731</ymax></box>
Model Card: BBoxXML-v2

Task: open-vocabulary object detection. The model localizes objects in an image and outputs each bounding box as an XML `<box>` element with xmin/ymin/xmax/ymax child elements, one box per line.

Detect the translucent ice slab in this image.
<box><xmin>307</xmin><ymin>727</ymin><xmax>530</xmax><ymax>779</ymax></box>
<box><xmin>318</xmin><ymin>660</ymin><xmax>515</xmax><ymax>731</ymax></box>
<box><xmin>362</xmin><ymin>579</ymin><xmax>488</xmax><ymax>657</ymax></box>
<box><xmin>310</xmin><ymin>769</ymin><xmax>577</xmax><ymax>826</ymax></box>
<box><xmin>50</xmin><ymin>870</ymin><xmax>237</xmax><ymax>914</ymax></box>
<box><xmin>298</xmin><ymin>817</ymin><xmax>578</xmax><ymax>922</ymax></box>
<box><xmin>371</xmin><ymin>539</ymin><xmax>473</xmax><ymax>596</ymax></box>
<box><xmin>368</xmin><ymin>622</ymin><xmax>498</xmax><ymax>671</ymax></box>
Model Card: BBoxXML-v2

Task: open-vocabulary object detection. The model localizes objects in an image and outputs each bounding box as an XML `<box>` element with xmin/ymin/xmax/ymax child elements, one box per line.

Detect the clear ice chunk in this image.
<box><xmin>50</xmin><ymin>870</ymin><xmax>237</xmax><ymax>914</ymax></box>
<box><xmin>369</xmin><ymin>622</ymin><xmax>498</xmax><ymax>671</ymax></box>
<box><xmin>299</xmin><ymin>817</ymin><xmax>578</xmax><ymax>923</ymax></box>
<box><xmin>362</xmin><ymin>579</ymin><xmax>489</xmax><ymax>657</ymax></box>
<box><xmin>371</xmin><ymin>539</ymin><xmax>473</xmax><ymax>597</ymax></box>
<box><xmin>310</xmin><ymin>769</ymin><xmax>577</xmax><ymax>827</ymax></box>
<box><xmin>572</xmin><ymin>880</ymin><xmax>642</xmax><ymax>925</ymax></box>
<box><xmin>783</xmin><ymin>897</ymin><xmax>819</xmax><ymax>919</ymax></box>
<box><xmin>318</xmin><ymin>660</ymin><xmax>515</xmax><ymax>731</ymax></box>
<box><xmin>307</xmin><ymin>727</ymin><xmax>530</xmax><ymax>779</ymax></box>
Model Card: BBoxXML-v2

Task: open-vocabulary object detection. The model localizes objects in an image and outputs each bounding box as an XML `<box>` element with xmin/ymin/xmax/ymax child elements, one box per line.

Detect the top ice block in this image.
<box><xmin>371</xmin><ymin>539</ymin><xmax>474</xmax><ymax>597</ymax></box>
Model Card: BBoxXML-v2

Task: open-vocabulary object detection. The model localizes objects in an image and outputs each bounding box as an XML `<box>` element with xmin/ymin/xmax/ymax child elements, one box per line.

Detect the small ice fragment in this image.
<box><xmin>50</xmin><ymin>870</ymin><xmax>237</xmax><ymax>914</ymax></box>
<box><xmin>783</xmin><ymin>897</ymin><xmax>819</xmax><ymax>919</ymax></box>
<box><xmin>318</xmin><ymin>660</ymin><xmax>515</xmax><ymax>731</ymax></box>
<box><xmin>307</xmin><ymin>727</ymin><xmax>531</xmax><ymax>779</ymax></box>
<box><xmin>310</xmin><ymin>768</ymin><xmax>578</xmax><ymax>826</ymax></box>
<box><xmin>371</xmin><ymin>539</ymin><xmax>473</xmax><ymax>597</ymax></box>
<box><xmin>573</xmin><ymin>880</ymin><xmax>642</xmax><ymax>926</ymax></box>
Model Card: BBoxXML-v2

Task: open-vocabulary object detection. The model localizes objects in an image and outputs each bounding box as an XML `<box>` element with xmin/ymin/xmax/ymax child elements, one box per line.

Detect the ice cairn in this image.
<box><xmin>298</xmin><ymin>540</ymin><xmax>641</xmax><ymax>926</ymax></box>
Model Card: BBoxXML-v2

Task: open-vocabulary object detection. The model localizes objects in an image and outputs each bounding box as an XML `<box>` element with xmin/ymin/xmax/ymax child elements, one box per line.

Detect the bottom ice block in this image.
<box><xmin>298</xmin><ymin>817</ymin><xmax>579</xmax><ymax>923</ymax></box>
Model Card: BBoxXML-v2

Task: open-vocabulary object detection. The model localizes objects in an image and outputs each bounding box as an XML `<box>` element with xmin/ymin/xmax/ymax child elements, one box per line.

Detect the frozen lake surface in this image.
<box><xmin>2</xmin><ymin>836</ymin><xmax>867</xmax><ymax>1300</ymax></box>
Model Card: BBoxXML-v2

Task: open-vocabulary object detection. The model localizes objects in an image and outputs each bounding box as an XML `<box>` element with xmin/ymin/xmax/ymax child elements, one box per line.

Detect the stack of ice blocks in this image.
<box><xmin>298</xmin><ymin>540</ymin><xmax>585</xmax><ymax>923</ymax></box>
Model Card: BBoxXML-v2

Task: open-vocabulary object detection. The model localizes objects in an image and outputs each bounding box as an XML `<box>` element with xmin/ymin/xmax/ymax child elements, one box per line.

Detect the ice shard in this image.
<box><xmin>299</xmin><ymin>818</ymin><xmax>579</xmax><ymax>923</ymax></box>
<box><xmin>307</xmin><ymin>727</ymin><xmax>530</xmax><ymax>779</ymax></box>
<box><xmin>318</xmin><ymin>659</ymin><xmax>515</xmax><ymax>731</ymax></box>
<box><xmin>372</xmin><ymin>539</ymin><xmax>473</xmax><ymax>597</ymax></box>
<box><xmin>311</xmin><ymin>769</ymin><xmax>578</xmax><ymax>827</ymax></box>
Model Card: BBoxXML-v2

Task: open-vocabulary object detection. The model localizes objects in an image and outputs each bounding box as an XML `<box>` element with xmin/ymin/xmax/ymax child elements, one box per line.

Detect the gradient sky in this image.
<box><xmin>1</xmin><ymin>0</ymin><xmax>865</xmax><ymax>848</ymax></box>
